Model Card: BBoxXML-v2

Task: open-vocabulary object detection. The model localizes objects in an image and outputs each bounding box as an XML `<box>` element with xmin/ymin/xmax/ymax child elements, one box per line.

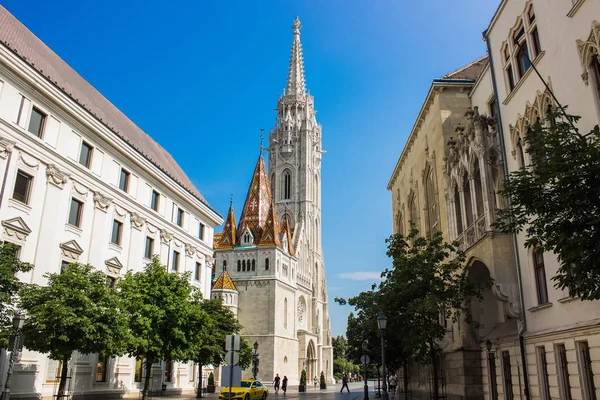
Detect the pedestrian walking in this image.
<box><xmin>314</xmin><ymin>376</ymin><xmax>318</xmax><ymax>389</ymax></box>
<box><xmin>282</xmin><ymin>376</ymin><xmax>288</xmax><ymax>395</ymax></box>
<box><xmin>273</xmin><ymin>374</ymin><xmax>281</xmax><ymax>394</ymax></box>
<box><xmin>389</xmin><ymin>375</ymin><xmax>397</xmax><ymax>399</ymax></box>
<box><xmin>340</xmin><ymin>373</ymin><xmax>350</xmax><ymax>393</ymax></box>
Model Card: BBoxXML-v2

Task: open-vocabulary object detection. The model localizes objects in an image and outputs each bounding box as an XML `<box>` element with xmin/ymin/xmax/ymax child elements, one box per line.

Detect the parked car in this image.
<box><xmin>219</xmin><ymin>379</ymin><xmax>268</xmax><ymax>400</ymax></box>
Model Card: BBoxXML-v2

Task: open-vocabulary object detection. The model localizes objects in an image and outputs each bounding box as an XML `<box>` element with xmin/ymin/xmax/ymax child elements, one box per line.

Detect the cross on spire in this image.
<box><xmin>260</xmin><ymin>128</ymin><xmax>265</xmax><ymax>155</ymax></box>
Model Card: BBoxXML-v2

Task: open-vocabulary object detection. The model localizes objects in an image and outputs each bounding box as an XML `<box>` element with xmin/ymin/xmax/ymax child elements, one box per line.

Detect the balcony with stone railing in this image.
<box><xmin>455</xmin><ymin>214</ymin><xmax>487</xmax><ymax>252</ymax></box>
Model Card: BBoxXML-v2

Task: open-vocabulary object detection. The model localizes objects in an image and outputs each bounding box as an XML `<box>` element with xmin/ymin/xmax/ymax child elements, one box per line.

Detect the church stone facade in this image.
<box><xmin>212</xmin><ymin>17</ymin><xmax>333</xmax><ymax>386</ymax></box>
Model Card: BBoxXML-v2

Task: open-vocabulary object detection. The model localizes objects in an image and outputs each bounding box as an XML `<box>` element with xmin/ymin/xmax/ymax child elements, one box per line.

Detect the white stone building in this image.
<box><xmin>388</xmin><ymin>1</ymin><xmax>600</xmax><ymax>400</ymax></box>
<box><xmin>0</xmin><ymin>5</ymin><xmax>223</xmax><ymax>399</ymax></box>
<box><xmin>211</xmin><ymin>17</ymin><xmax>334</xmax><ymax>386</ymax></box>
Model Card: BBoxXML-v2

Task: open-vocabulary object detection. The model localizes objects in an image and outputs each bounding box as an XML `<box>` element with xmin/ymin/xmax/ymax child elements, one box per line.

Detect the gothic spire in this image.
<box><xmin>214</xmin><ymin>200</ymin><xmax>236</xmax><ymax>249</ymax></box>
<box><xmin>285</xmin><ymin>17</ymin><xmax>306</xmax><ymax>96</ymax></box>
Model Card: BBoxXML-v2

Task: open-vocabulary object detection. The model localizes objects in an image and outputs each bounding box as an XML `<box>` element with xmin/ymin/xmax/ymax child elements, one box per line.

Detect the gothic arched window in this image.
<box><xmin>222</xmin><ymin>260</ymin><xmax>227</xmax><ymax>272</ymax></box>
<box><xmin>424</xmin><ymin>165</ymin><xmax>439</xmax><ymax>236</ymax></box>
<box><xmin>265</xmin><ymin>258</ymin><xmax>270</xmax><ymax>271</ymax></box>
<box><xmin>516</xmin><ymin>138</ymin><xmax>526</xmax><ymax>169</ymax></box>
<box><xmin>396</xmin><ymin>212</ymin><xmax>404</xmax><ymax>235</ymax></box>
<box><xmin>463</xmin><ymin>172</ymin><xmax>473</xmax><ymax>227</ymax></box>
<box><xmin>251</xmin><ymin>259</ymin><xmax>256</xmax><ymax>271</ymax></box>
<box><xmin>454</xmin><ymin>182</ymin><xmax>463</xmax><ymax>235</ymax></box>
<box><xmin>408</xmin><ymin>191</ymin><xmax>420</xmax><ymax>232</ymax></box>
<box><xmin>283</xmin><ymin>170</ymin><xmax>292</xmax><ymax>200</ymax></box>
<box><xmin>237</xmin><ymin>260</ymin><xmax>241</xmax><ymax>272</ymax></box>
<box><xmin>242</xmin><ymin>260</ymin><xmax>246</xmax><ymax>271</ymax></box>
<box><xmin>473</xmin><ymin>160</ymin><xmax>485</xmax><ymax>217</ymax></box>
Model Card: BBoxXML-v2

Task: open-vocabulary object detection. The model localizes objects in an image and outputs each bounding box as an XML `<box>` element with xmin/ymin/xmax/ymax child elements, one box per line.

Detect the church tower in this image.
<box><xmin>267</xmin><ymin>17</ymin><xmax>333</xmax><ymax>383</ymax></box>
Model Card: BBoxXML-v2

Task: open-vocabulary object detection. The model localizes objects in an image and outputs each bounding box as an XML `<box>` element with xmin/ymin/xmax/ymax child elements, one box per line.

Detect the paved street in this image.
<box><xmin>127</xmin><ymin>381</ymin><xmax>386</xmax><ymax>400</ymax></box>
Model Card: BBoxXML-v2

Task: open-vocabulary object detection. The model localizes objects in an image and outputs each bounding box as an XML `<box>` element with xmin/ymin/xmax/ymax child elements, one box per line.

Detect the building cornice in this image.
<box><xmin>0</xmin><ymin>44</ymin><xmax>223</xmax><ymax>226</ymax></box>
<box><xmin>387</xmin><ymin>81</ymin><xmax>474</xmax><ymax>190</ymax></box>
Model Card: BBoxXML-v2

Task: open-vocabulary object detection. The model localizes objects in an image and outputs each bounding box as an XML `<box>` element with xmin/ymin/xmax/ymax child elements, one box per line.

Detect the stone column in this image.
<box><xmin>33</xmin><ymin>164</ymin><xmax>69</xmax><ymax>276</ymax></box>
<box><xmin>87</xmin><ymin>191</ymin><xmax>112</xmax><ymax>267</ymax></box>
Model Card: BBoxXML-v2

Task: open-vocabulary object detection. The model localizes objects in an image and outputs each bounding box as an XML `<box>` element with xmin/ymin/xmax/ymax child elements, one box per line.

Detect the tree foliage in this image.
<box><xmin>0</xmin><ymin>243</ymin><xmax>33</xmax><ymax>348</ymax></box>
<box><xmin>118</xmin><ymin>257</ymin><xmax>210</xmax><ymax>400</ymax></box>
<box><xmin>19</xmin><ymin>263</ymin><xmax>127</xmax><ymax>397</ymax></box>
<box><xmin>495</xmin><ymin>110</ymin><xmax>600</xmax><ymax>300</ymax></box>
<box><xmin>332</xmin><ymin>335</ymin><xmax>349</xmax><ymax>361</ymax></box>
<box><xmin>339</xmin><ymin>228</ymin><xmax>491</xmax><ymax>374</ymax></box>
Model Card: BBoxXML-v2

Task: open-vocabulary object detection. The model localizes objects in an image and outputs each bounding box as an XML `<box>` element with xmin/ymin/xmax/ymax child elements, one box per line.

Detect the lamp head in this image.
<box><xmin>12</xmin><ymin>313</ymin><xmax>25</xmax><ymax>330</ymax></box>
<box><xmin>253</xmin><ymin>341</ymin><xmax>259</xmax><ymax>351</ymax></box>
<box><xmin>485</xmin><ymin>339</ymin><xmax>492</xmax><ymax>352</ymax></box>
<box><xmin>377</xmin><ymin>313</ymin><xmax>388</xmax><ymax>330</ymax></box>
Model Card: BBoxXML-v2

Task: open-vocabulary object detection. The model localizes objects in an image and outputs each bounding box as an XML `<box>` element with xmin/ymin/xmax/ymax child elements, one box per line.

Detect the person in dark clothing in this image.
<box><xmin>282</xmin><ymin>376</ymin><xmax>288</xmax><ymax>394</ymax></box>
<box><xmin>340</xmin><ymin>373</ymin><xmax>350</xmax><ymax>393</ymax></box>
<box><xmin>273</xmin><ymin>374</ymin><xmax>281</xmax><ymax>394</ymax></box>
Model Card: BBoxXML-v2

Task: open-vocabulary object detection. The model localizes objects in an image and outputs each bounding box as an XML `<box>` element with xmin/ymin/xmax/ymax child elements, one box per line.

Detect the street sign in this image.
<box><xmin>225</xmin><ymin>334</ymin><xmax>241</xmax><ymax>351</ymax></box>
<box><xmin>360</xmin><ymin>355</ymin><xmax>370</xmax><ymax>365</ymax></box>
<box><xmin>225</xmin><ymin>350</ymin><xmax>240</xmax><ymax>366</ymax></box>
<box><xmin>221</xmin><ymin>366</ymin><xmax>242</xmax><ymax>386</ymax></box>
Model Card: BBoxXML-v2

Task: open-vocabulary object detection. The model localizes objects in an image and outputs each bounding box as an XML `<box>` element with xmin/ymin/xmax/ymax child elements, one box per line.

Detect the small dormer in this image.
<box><xmin>241</xmin><ymin>227</ymin><xmax>254</xmax><ymax>246</ymax></box>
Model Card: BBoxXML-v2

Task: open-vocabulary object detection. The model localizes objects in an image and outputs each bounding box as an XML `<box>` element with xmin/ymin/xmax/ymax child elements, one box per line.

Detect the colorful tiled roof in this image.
<box><xmin>0</xmin><ymin>6</ymin><xmax>216</xmax><ymax>211</ymax></box>
<box><xmin>259</xmin><ymin>203</ymin><xmax>282</xmax><ymax>247</ymax></box>
<box><xmin>212</xmin><ymin>271</ymin><xmax>237</xmax><ymax>291</ymax></box>
<box><xmin>215</xmin><ymin>203</ymin><xmax>236</xmax><ymax>249</ymax></box>
<box><xmin>236</xmin><ymin>155</ymin><xmax>273</xmax><ymax>245</ymax></box>
<box><xmin>280</xmin><ymin>216</ymin><xmax>296</xmax><ymax>257</ymax></box>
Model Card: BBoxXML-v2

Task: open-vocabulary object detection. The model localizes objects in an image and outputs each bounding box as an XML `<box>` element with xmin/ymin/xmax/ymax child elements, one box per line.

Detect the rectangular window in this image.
<box><xmin>530</xmin><ymin>27</ymin><xmax>541</xmax><ymax>58</ymax></box>
<box><xmin>195</xmin><ymin>262</ymin><xmax>201</xmax><ymax>281</ymax></box>
<box><xmin>171</xmin><ymin>251</ymin><xmax>180</xmax><ymax>272</ymax></box>
<box><xmin>12</xmin><ymin>170</ymin><xmax>33</xmax><ymax>204</ymax></box>
<box><xmin>534</xmin><ymin>250</ymin><xmax>549</xmax><ymax>304</ymax></box>
<box><xmin>502</xmin><ymin>351</ymin><xmax>513</xmax><ymax>400</ymax></box>
<box><xmin>150</xmin><ymin>190</ymin><xmax>160</xmax><ymax>212</ymax></box>
<box><xmin>96</xmin><ymin>355</ymin><xmax>108</xmax><ymax>382</ymax></box>
<box><xmin>135</xmin><ymin>358</ymin><xmax>144</xmax><ymax>383</ymax></box>
<box><xmin>46</xmin><ymin>360</ymin><xmax>62</xmax><ymax>383</ymax></box>
<box><xmin>506</xmin><ymin>65</ymin><xmax>515</xmax><ymax>91</ymax></box>
<box><xmin>61</xmin><ymin>260</ymin><xmax>70</xmax><ymax>274</ymax></box>
<box><xmin>189</xmin><ymin>362</ymin><xmax>196</xmax><ymax>382</ymax></box>
<box><xmin>198</xmin><ymin>223</ymin><xmax>205</xmax><ymax>240</ymax></box>
<box><xmin>119</xmin><ymin>168</ymin><xmax>130</xmax><ymax>192</ymax></box>
<box><xmin>537</xmin><ymin>346</ymin><xmax>551</xmax><ymax>400</ymax></box>
<box><xmin>67</xmin><ymin>198</ymin><xmax>84</xmax><ymax>227</ymax></box>
<box><xmin>176</xmin><ymin>207</ymin><xmax>184</xmax><ymax>227</ymax></box>
<box><xmin>27</xmin><ymin>107</ymin><xmax>46</xmax><ymax>138</ymax></box>
<box><xmin>556</xmin><ymin>344</ymin><xmax>572</xmax><ymax>400</ymax></box>
<box><xmin>106</xmin><ymin>276</ymin><xmax>117</xmax><ymax>289</ymax></box>
<box><xmin>516</xmin><ymin>41</ymin><xmax>531</xmax><ymax>78</ymax></box>
<box><xmin>144</xmin><ymin>236</ymin><xmax>154</xmax><ymax>259</ymax></box>
<box><xmin>577</xmin><ymin>341</ymin><xmax>597</xmax><ymax>400</ymax></box>
<box><xmin>111</xmin><ymin>220</ymin><xmax>123</xmax><ymax>246</ymax></box>
<box><xmin>79</xmin><ymin>141</ymin><xmax>94</xmax><ymax>168</ymax></box>
<box><xmin>164</xmin><ymin>360</ymin><xmax>173</xmax><ymax>382</ymax></box>
<box><xmin>488</xmin><ymin>351</ymin><xmax>498</xmax><ymax>400</ymax></box>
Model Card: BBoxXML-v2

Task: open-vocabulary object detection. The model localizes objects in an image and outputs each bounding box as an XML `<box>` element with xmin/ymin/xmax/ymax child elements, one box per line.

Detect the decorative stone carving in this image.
<box><xmin>185</xmin><ymin>243</ymin><xmax>196</xmax><ymax>257</ymax></box>
<box><xmin>0</xmin><ymin>136</ymin><xmax>16</xmax><ymax>159</ymax></box>
<box><xmin>93</xmin><ymin>191</ymin><xmax>112</xmax><ymax>212</ymax></box>
<box><xmin>71</xmin><ymin>180</ymin><xmax>89</xmax><ymax>196</ymax></box>
<box><xmin>205</xmin><ymin>255</ymin><xmax>215</xmax><ymax>267</ymax></box>
<box><xmin>114</xmin><ymin>204</ymin><xmax>128</xmax><ymax>217</ymax></box>
<box><xmin>46</xmin><ymin>164</ymin><xmax>69</xmax><ymax>188</ymax></box>
<box><xmin>1</xmin><ymin>217</ymin><xmax>32</xmax><ymax>242</ymax></box>
<box><xmin>129</xmin><ymin>212</ymin><xmax>146</xmax><ymax>230</ymax></box>
<box><xmin>18</xmin><ymin>151</ymin><xmax>40</xmax><ymax>169</ymax></box>
<box><xmin>60</xmin><ymin>240</ymin><xmax>84</xmax><ymax>260</ymax></box>
<box><xmin>160</xmin><ymin>230</ymin><xmax>173</xmax><ymax>244</ymax></box>
<box><xmin>105</xmin><ymin>257</ymin><xmax>124</xmax><ymax>275</ymax></box>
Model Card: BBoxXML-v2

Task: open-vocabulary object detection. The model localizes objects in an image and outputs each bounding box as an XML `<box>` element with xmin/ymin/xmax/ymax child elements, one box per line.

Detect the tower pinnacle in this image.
<box><xmin>285</xmin><ymin>17</ymin><xmax>306</xmax><ymax>96</ymax></box>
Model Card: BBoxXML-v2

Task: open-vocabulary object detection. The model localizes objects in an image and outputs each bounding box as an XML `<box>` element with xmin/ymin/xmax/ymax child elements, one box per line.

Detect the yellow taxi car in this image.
<box><xmin>218</xmin><ymin>379</ymin><xmax>268</xmax><ymax>400</ymax></box>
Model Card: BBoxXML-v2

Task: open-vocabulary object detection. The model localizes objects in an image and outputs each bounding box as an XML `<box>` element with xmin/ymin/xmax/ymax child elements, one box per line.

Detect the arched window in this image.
<box><xmin>222</xmin><ymin>260</ymin><xmax>227</xmax><ymax>272</ymax></box>
<box><xmin>463</xmin><ymin>172</ymin><xmax>473</xmax><ymax>227</ymax></box>
<box><xmin>516</xmin><ymin>138</ymin><xmax>526</xmax><ymax>169</ymax></box>
<box><xmin>283</xmin><ymin>170</ymin><xmax>292</xmax><ymax>200</ymax></box>
<box><xmin>251</xmin><ymin>259</ymin><xmax>256</xmax><ymax>271</ymax></box>
<box><xmin>396</xmin><ymin>212</ymin><xmax>404</xmax><ymax>235</ymax></box>
<box><xmin>284</xmin><ymin>298</ymin><xmax>288</xmax><ymax>329</ymax></box>
<box><xmin>409</xmin><ymin>191</ymin><xmax>420</xmax><ymax>231</ymax></box>
<box><xmin>265</xmin><ymin>258</ymin><xmax>270</xmax><ymax>271</ymax></box>
<box><xmin>237</xmin><ymin>260</ymin><xmax>241</xmax><ymax>272</ymax></box>
<box><xmin>424</xmin><ymin>165</ymin><xmax>439</xmax><ymax>236</ymax></box>
<box><xmin>473</xmin><ymin>160</ymin><xmax>485</xmax><ymax>217</ymax></box>
<box><xmin>454</xmin><ymin>182</ymin><xmax>463</xmax><ymax>235</ymax></box>
<box><xmin>242</xmin><ymin>260</ymin><xmax>246</xmax><ymax>271</ymax></box>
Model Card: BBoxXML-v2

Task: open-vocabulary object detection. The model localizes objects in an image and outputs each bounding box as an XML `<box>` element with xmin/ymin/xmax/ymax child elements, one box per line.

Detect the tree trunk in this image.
<box><xmin>57</xmin><ymin>355</ymin><xmax>70</xmax><ymax>399</ymax></box>
<box><xmin>431</xmin><ymin>344</ymin><xmax>439</xmax><ymax>400</ymax></box>
<box><xmin>403</xmin><ymin>361</ymin><xmax>409</xmax><ymax>400</ymax></box>
<box><xmin>142</xmin><ymin>358</ymin><xmax>153</xmax><ymax>400</ymax></box>
<box><xmin>196</xmin><ymin>363</ymin><xmax>203</xmax><ymax>398</ymax></box>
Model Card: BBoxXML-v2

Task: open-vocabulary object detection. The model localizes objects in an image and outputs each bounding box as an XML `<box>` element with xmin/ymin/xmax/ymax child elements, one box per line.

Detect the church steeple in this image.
<box><xmin>214</xmin><ymin>200</ymin><xmax>236</xmax><ymax>249</ymax></box>
<box><xmin>285</xmin><ymin>17</ymin><xmax>306</xmax><ymax>97</ymax></box>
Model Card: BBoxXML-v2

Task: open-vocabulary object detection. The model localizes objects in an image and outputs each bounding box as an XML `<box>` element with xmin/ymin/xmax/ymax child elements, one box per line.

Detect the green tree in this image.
<box><xmin>193</xmin><ymin>297</ymin><xmax>241</xmax><ymax>397</ymax></box>
<box><xmin>19</xmin><ymin>263</ymin><xmax>127</xmax><ymax>398</ymax></box>
<box><xmin>332</xmin><ymin>335</ymin><xmax>348</xmax><ymax>361</ymax></box>
<box><xmin>495</xmin><ymin>110</ymin><xmax>600</xmax><ymax>300</ymax></box>
<box><xmin>118</xmin><ymin>257</ymin><xmax>209</xmax><ymax>400</ymax></box>
<box><xmin>0</xmin><ymin>243</ymin><xmax>33</xmax><ymax>348</ymax></box>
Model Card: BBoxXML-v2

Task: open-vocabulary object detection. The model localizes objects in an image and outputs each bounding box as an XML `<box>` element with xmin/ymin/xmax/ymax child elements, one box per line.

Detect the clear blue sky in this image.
<box><xmin>3</xmin><ymin>0</ymin><xmax>499</xmax><ymax>337</ymax></box>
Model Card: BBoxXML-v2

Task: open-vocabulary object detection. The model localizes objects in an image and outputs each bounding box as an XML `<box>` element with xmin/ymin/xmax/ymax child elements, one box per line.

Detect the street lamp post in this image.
<box><xmin>252</xmin><ymin>342</ymin><xmax>259</xmax><ymax>380</ymax></box>
<box><xmin>378</xmin><ymin>313</ymin><xmax>388</xmax><ymax>400</ymax></box>
<box><xmin>1</xmin><ymin>313</ymin><xmax>25</xmax><ymax>400</ymax></box>
<box><xmin>362</xmin><ymin>340</ymin><xmax>369</xmax><ymax>400</ymax></box>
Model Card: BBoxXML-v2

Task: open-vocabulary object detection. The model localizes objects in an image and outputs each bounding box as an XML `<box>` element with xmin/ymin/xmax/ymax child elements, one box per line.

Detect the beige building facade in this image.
<box><xmin>388</xmin><ymin>1</ymin><xmax>600</xmax><ymax>400</ymax></box>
